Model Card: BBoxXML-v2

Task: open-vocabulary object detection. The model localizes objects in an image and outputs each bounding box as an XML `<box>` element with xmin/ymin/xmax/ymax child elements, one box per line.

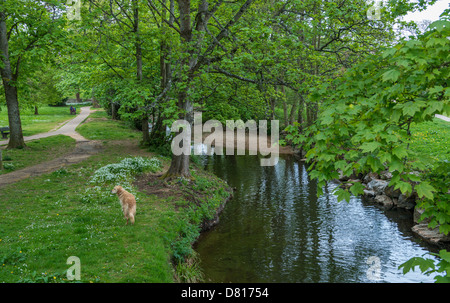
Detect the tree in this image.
<box><xmin>0</xmin><ymin>0</ymin><xmax>65</xmax><ymax>148</ymax></box>
<box><xmin>300</xmin><ymin>16</ymin><xmax>449</xmax><ymax>207</ymax></box>
<box><xmin>23</xmin><ymin>65</ymin><xmax>64</xmax><ymax>114</ymax></box>
<box><xmin>0</xmin><ymin>3</ymin><xmax>25</xmax><ymax>148</ymax></box>
<box><xmin>145</xmin><ymin>0</ymin><xmax>255</xmax><ymax>178</ymax></box>
<box><xmin>64</xmin><ymin>0</ymin><xmax>162</xmax><ymax>144</ymax></box>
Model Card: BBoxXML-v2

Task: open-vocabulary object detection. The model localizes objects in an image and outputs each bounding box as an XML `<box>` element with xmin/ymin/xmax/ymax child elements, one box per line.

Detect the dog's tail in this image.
<box><xmin>129</xmin><ymin>213</ymin><xmax>135</xmax><ymax>225</ymax></box>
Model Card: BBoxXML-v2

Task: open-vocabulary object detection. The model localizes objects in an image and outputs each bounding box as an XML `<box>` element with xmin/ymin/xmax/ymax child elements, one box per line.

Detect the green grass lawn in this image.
<box><xmin>76</xmin><ymin>109</ymin><xmax>141</xmax><ymax>141</ymax></box>
<box><xmin>0</xmin><ymin>156</ymin><xmax>173</xmax><ymax>282</ymax></box>
<box><xmin>0</xmin><ymin>148</ymin><xmax>230</xmax><ymax>283</ymax></box>
<box><xmin>0</xmin><ymin>112</ymin><xmax>231</xmax><ymax>283</ymax></box>
<box><xmin>1</xmin><ymin>135</ymin><xmax>76</xmax><ymax>174</ymax></box>
<box><xmin>0</xmin><ymin>106</ymin><xmax>77</xmax><ymax>137</ymax></box>
<box><xmin>409</xmin><ymin>117</ymin><xmax>450</xmax><ymax>168</ymax></box>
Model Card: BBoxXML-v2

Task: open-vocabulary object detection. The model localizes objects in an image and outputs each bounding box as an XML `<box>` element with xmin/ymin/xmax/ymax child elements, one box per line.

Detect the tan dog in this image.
<box><xmin>111</xmin><ymin>185</ymin><xmax>136</xmax><ymax>225</ymax></box>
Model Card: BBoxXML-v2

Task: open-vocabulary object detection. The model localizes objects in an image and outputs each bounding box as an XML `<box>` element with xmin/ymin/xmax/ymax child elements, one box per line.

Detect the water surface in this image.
<box><xmin>195</xmin><ymin>154</ymin><xmax>439</xmax><ymax>283</ymax></box>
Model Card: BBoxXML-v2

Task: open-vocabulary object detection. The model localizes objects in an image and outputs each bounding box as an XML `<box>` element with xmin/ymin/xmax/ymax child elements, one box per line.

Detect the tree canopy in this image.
<box><xmin>298</xmin><ymin>15</ymin><xmax>449</xmax><ymax>231</ymax></box>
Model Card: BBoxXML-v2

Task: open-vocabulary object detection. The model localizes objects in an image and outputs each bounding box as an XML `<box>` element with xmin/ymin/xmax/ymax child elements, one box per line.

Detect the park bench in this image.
<box><xmin>0</xmin><ymin>127</ymin><xmax>9</xmax><ymax>139</ymax></box>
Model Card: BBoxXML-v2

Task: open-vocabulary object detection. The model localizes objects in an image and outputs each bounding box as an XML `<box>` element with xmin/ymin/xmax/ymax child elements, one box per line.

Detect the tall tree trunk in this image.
<box><xmin>111</xmin><ymin>102</ymin><xmax>118</xmax><ymax>120</ymax></box>
<box><xmin>164</xmin><ymin>82</ymin><xmax>193</xmax><ymax>178</ymax></box>
<box><xmin>34</xmin><ymin>105</ymin><xmax>39</xmax><ymax>115</ymax></box>
<box><xmin>76</xmin><ymin>91</ymin><xmax>81</xmax><ymax>103</ymax></box>
<box><xmin>281</xmin><ymin>86</ymin><xmax>288</xmax><ymax>126</ymax></box>
<box><xmin>133</xmin><ymin>0</ymin><xmax>150</xmax><ymax>145</ymax></box>
<box><xmin>306</xmin><ymin>101</ymin><xmax>318</xmax><ymax>127</ymax></box>
<box><xmin>297</xmin><ymin>93</ymin><xmax>304</xmax><ymax>129</ymax></box>
<box><xmin>164</xmin><ymin>0</ymin><xmax>253</xmax><ymax>178</ymax></box>
<box><xmin>149</xmin><ymin>0</ymin><xmax>174</xmax><ymax>146</ymax></box>
<box><xmin>288</xmin><ymin>100</ymin><xmax>297</xmax><ymax>125</ymax></box>
<box><xmin>305</xmin><ymin>5</ymin><xmax>320</xmax><ymax>128</ymax></box>
<box><xmin>270</xmin><ymin>86</ymin><xmax>276</xmax><ymax>120</ymax></box>
<box><xmin>164</xmin><ymin>0</ymin><xmax>194</xmax><ymax>178</ymax></box>
<box><xmin>0</xmin><ymin>11</ymin><xmax>25</xmax><ymax>149</ymax></box>
<box><xmin>166</xmin><ymin>145</ymin><xmax>191</xmax><ymax>177</ymax></box>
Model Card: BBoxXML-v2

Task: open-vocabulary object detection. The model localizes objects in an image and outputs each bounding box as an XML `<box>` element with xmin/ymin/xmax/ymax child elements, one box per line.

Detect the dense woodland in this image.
<box><xmin>0</xmin><ymin>0</ymin><xmax>449</xmax><ymax>281</ymax></box>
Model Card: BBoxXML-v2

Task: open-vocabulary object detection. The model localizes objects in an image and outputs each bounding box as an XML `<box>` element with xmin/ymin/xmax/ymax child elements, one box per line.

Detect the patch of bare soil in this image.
<box><xmin>134</xmin><ymin>173</ymin><xmax>180</xmax><ymax>199</ymax></box>
<box><xmin>133</xmin><ymin>172</ymin><xmax>198</xmax><ymax>210</ymax></box>
<box><xmin>0</xmin><ymin>140</ymin><xmax>102</xmax><ymax>188</ymax></box>
<box><xmin>134</xmin><ymin>169</ymin><xmax>232</xmax><ymax>210</ymax></box>
<box><xmin>83</xmin><ymin>117</ymin><xmax>109</xmax><ymax>124</ymax></box>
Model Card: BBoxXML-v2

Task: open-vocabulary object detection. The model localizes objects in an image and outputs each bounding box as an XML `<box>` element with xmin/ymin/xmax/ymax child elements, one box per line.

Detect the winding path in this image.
<box><xmin>0</xmin><ymin>107</ymin><xmax>101</xmax><ymax>188</ymax></box>
<box><xmin>0</xmin><ymin>106</ymin><xmax>93</xmax><ymax>145</ymax></box>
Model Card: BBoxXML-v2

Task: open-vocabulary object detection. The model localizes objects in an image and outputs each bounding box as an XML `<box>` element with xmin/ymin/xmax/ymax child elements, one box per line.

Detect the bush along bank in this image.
<box><xmin>132</xmin><ymin>160</ymin><xmax>233</xmax><ymax>282</ymax></box>
<box><xmin>336</xmin><ymin>161</ymin><xmax>450</xmax><ymax>248</ymax></box>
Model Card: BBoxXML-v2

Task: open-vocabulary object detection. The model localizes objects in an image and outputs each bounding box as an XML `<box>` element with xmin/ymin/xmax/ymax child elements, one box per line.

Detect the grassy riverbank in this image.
<box><xmin>0</xmin><ymin>109</ymin><xmax>231</xmax><ymax>283</ymax></box>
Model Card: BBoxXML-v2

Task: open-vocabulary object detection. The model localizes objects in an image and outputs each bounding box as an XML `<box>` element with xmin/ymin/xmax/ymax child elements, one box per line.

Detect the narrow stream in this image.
<box><xmin>195</xmin><ymin>153</ymin><xmax>439</xmax><ymax>283</ymax></box>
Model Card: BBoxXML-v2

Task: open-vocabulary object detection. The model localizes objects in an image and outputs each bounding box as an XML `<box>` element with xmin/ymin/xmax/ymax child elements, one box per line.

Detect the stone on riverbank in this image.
<box><xmin>337</xmin><ymin>170</ymin><xmax>449</xmax><ymax>247</ymax></box>
<box><xmin>412</xmin><ymin>224</ymin><xmax>450</xmax><ymax>246</ymax></box>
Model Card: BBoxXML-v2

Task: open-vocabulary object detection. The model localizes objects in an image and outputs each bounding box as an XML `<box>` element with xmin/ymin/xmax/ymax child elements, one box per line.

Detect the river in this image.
<box><xmin>194</xmin><ymin>153</ymin><xmax>439</xmax><ymax>283</ymax></box>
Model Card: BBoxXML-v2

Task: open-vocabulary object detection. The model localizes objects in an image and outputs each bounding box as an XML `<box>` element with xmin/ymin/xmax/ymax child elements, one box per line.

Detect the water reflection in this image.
<box><xmin>195</xmin><ymin>154</ymin><xmax>439</xmax><ymax>283</ymax></box>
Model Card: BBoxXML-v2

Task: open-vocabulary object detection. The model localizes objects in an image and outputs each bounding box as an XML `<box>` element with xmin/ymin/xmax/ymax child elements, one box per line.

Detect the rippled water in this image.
<box><xmin>195</xmin><ymin>154</ymin><xmax>439</xmax><ymax>283</ymax></box>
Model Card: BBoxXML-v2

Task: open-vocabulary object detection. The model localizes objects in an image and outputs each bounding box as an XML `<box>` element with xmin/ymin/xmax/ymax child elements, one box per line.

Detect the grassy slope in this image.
<box><xmin>0</xmin><ymin>106</ymin><xmax>77</xmax><ymax>137</ymax></box>
<box><xmin>76</xmin><ymin>110</ymin><xmax>141</xmax><ymax>141</ymax></box>
<box><xmin>0</xmin><ymin>109</ymin><xmax>230</xmax><ymax>283</ymax></box>
<box><xmin>0</xmin><ymin>155</ymin><xmax>174</xmax><ymax>282</ymax></box>
<box><xmin>409</xmin><ymin>117</ymin><xmax>450</xmax><ymax>168</ymax></box>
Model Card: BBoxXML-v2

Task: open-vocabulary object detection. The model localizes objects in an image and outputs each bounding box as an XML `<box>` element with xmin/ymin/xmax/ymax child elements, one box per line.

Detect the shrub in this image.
<box><xmin>81</xmin><ymin>157</ymin><xmax>161</xmax><ymax>204</ymax></box>
<box><xmin>89</xmin><ymin>157</ymin><xmax>161</xmax><ymax>184</ymax></box>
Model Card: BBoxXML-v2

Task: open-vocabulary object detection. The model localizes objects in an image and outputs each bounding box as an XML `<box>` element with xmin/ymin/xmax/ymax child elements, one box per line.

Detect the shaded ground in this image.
<box><xmin>134</xmin><ymin>173</ymin><xmax>184</xmax><ymax>203</ymax></box>
<box><xmin>134</xmin><ymin>172</ymin><xmax>204</xmax><ymax>211</ymax></box>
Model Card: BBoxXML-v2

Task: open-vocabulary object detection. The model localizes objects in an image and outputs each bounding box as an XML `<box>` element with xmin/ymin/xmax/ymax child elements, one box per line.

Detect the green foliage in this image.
<box><xmin>296</xmin><ymin>13</ymin><xmax>450</xmax><ymax>283</ymax></box>
<box><xmin>20</xmin><ymin>65</ymin><xmax>64</xmax><ymax>109</ymax></box>
<box><xmin>399</xmin><ymin>250</ymin><xmax>450</xmax><ymax>283</ymax></box>
<box><xmin>416</xmin><ymin>161</ymin><xmax>450</xmax><ymax>235</ymax></box>
<box><xmin>284</xmin><ymin>122</ymin><xmax>307</xmax><ymax>148</ymax></box>
<box><xmin>174</xmin><ymin>252</ymin><xmax>204</xmax><ymax>283</ymax></box>
<box><xmin>302</xmin><ymin>16</ymin><xmax>450</xmax><ymax>201</ymax></box>
<box><xmin>0</xmin><ymin>0</ymin><xmax>67</xmax><ymax>97</ymax></box>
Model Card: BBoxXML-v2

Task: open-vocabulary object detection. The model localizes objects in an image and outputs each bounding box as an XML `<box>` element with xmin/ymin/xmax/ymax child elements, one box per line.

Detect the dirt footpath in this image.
<box><xmin>0</xmin><ymin>107</ymin><xmax>101</xmax><ymax>188</ymax></box>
